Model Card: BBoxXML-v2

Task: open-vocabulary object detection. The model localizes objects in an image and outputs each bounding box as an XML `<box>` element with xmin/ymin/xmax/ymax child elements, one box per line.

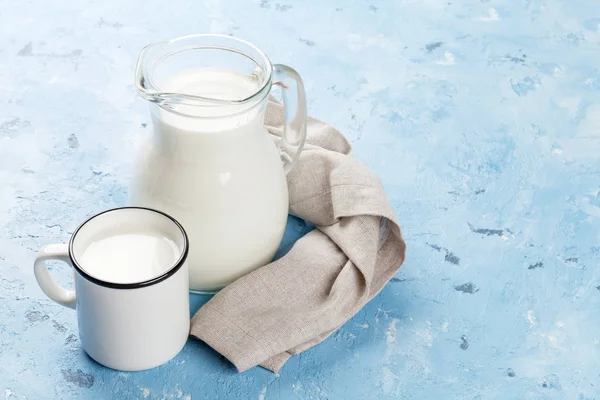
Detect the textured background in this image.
<box><xmin>1</xmin><ymin>0</ymin><xmax>600</xmax><ymax>398</ymax></box>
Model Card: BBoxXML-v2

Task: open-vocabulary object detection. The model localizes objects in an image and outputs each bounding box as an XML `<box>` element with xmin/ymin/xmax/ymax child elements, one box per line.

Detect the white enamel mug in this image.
<box><xmin>33</xmin><ymin>207</ymin><xmax>190</xmax><ymax>371</ymax></box>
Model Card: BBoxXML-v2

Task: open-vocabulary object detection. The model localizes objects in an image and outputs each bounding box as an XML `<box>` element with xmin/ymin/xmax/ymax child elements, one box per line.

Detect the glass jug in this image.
<box><xmin>129</xmin><ymin>34</ymin><xmax>306</xmax><ymax>292</ymax></box>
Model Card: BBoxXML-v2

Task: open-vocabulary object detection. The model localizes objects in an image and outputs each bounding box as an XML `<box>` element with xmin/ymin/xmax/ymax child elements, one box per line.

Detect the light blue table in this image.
<box><xmin>2</xmin><ymin>0</ymin><xmax>600</xmax><ymax>398</ymax></box>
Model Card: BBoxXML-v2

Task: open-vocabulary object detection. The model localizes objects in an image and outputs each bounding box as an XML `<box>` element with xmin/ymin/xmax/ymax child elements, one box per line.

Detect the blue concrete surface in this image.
<box><xmin>1</xmin><ymin>0</ymin><xmax>600</xmax><ymax>398</ymax></box>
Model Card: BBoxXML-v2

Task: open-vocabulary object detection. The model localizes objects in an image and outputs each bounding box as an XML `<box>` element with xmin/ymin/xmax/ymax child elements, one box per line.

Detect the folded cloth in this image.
<box><xmin>190</xmin><ymin>100</ymin><xmax>407</xmax><ymax>373</ymax></box>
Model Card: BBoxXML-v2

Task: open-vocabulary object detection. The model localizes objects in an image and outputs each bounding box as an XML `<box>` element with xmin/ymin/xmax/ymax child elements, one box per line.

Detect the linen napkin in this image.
<box><xmin>190</xmin><ymin>100</ymin><xmax>406</xmax><ymax>373</ymax></box>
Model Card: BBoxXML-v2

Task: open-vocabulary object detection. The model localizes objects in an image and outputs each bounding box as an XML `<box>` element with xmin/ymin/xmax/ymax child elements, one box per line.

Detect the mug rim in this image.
<box><xmin>68</xmin><ymin>207</ymin><xmax>189</xmax><ymax>290</ymax></box>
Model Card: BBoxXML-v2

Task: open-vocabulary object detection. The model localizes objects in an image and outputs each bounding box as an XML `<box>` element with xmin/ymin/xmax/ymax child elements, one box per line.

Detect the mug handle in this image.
<box><xmin>272</xmin><ymin>64</ymin><xmax>307</xmax><ymax>174</ymax></box>
<box><xmin>34</xmin><ymin>244</ymin><xmax>77</xmax><ymax>310</ymax></box>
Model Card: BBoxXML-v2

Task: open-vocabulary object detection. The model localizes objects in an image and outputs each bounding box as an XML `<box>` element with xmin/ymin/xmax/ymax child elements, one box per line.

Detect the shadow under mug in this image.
<box><xmin>34</xmin><ymin>207</ymin><xmax>190</xmax><ymax>371</ymax></box>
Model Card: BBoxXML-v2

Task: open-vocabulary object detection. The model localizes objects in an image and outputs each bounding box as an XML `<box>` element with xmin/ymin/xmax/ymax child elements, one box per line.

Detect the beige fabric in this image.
<box><xmin>190</xmin><ymin>101</ymin><xmax>406</xmax><ymax>373</ymax></box>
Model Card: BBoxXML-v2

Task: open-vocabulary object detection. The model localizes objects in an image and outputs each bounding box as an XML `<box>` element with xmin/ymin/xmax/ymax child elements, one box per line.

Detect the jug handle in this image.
<box><xmin>272</xmin><ymin>64</ymin><xmax>307</xmax><ymax>174</ymax></box>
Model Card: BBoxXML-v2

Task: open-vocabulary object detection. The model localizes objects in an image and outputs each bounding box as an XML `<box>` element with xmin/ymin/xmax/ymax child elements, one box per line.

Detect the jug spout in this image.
<box><xmin>135</xmin><ymin>41</ymin><xmax>173</xmax><ymax>105</ymax></box>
